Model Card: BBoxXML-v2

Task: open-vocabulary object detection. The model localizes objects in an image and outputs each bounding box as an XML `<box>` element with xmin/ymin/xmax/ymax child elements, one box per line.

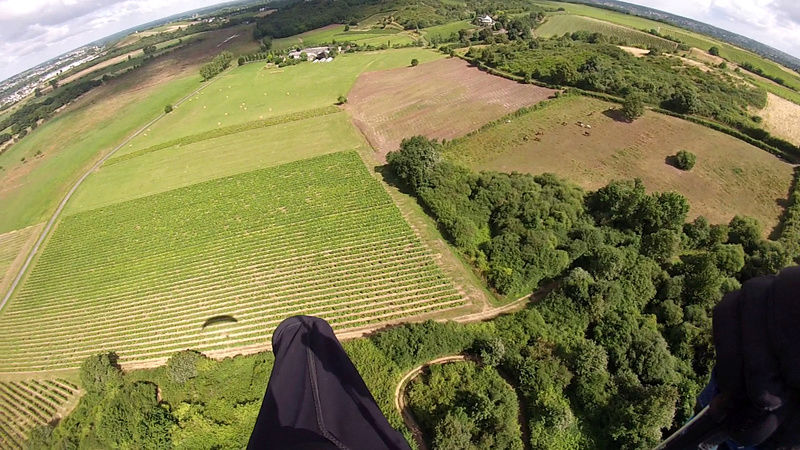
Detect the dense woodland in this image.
<box><xmin>252</xmin><ymin>0</ymin><xmax>544</xmax><ymax>39</ymax></box>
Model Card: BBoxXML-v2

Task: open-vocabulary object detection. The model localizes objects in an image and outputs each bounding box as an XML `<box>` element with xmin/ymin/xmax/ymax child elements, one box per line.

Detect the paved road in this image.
<box><xmin>0</xmin><ymin>72</ymin><xmax>228</xmax><ymax>312</ymax></box>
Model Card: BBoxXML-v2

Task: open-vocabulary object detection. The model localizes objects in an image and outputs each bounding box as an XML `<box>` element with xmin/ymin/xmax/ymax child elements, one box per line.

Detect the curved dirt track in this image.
<box><xmin>394</xmin><ymin>355</ymin><xmax>470</xmax><ymax>450</ymax></box>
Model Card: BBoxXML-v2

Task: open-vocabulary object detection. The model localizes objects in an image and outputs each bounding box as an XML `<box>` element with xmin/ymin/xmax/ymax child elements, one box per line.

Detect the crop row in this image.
<box><xmin>1</xmin><ymin>257</ymin><xmax>446</xmax><ymax>347</ymax></box>
<box><xmin>0</xmin><ymin>152</ymin><xmax>465</xmax><ymax>372</ymax></box>
<box><xmin>0</xmin><ymin>275</ymin><xmax>458</xmax><ymax>359</ymax></box>
<box><xmin>0</xmin><ymin>379</ymin><xmax>79</xmax><ymax>449</ymax></box>
<box><xmin>0</xmin><ymin>294</ymin><xmax>464</xmax><ymax>371</ymax></box>
<box><xmin>13</xmin><ymin>216</ymin><xmax>414</xmax><ymax>307</ymax></box>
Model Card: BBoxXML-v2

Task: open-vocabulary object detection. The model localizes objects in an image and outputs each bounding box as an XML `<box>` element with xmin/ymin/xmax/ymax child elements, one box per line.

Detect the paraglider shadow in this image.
<box><xmin>201</xmin><ymin>315</ymin><xmax>238</xmax><ymax>329</ymax></box>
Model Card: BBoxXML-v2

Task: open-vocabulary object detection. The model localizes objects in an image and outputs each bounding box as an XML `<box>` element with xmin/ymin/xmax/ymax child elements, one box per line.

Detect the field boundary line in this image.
<box><xmin>0</xmin><ymin>69</ymin><xmax>231</xmax><ymax>313</ymax></box>
<box><xmin>104</xmin><ymin>105</ymin><xmax>342</xmax><ymax>166</ymax></box>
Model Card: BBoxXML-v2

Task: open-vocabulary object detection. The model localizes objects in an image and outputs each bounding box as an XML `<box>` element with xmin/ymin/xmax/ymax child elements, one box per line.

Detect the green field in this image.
<box><xmin>272</xmin><ymin>25</ymin><xmax>417</xmax><ymax>50</ymax></box>
<box><xmin>0</xmin><ymin>74</ymin><xmax>200</xmax><ymax>234</ymax></box>
<box><xmin>67</xmin><ymin>111</ymin><xmax>368</xmax><ymax>214</ymax></box>
<box><xmin>534</xmin><ymin>1</ymin><xmax>800</xmax><ymax>93</ymax></box>
<box><xmin>536</xmin><ymin>14</ymin><xmax>677</xmax><ymax>52</ymax></box>
<box><xmin>421</xmin><ymin>20</ymin><xmax>475</xmax><ymax>41</ymax></box>
<box><xmin>116</xmin><ymin>48</ymin><xmax>442</xmax><ymax>156</ymax></box>
<box><xmin>0</xmin><ymin>152</ymin><xmax>466</xmax><ymax>371</ymax></box>
<box><xmin>0</xmin><ymin>378</ymin><xmax>79</xmax><ymax>449</ymax></box>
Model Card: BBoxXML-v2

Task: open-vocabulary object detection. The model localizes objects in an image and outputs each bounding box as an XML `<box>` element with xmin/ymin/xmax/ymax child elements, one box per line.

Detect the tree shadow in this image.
<box><xmin>664</xmin><ymin>155</ymin><xmax>680</xmax><ymax>168</ymax></box>
<box><xmin>602</xmin><ymin>108</ymin><xmax>629</xmax><ymax>123</ymax></box>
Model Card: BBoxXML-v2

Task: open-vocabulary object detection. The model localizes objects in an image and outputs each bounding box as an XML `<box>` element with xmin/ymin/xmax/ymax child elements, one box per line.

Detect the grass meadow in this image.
<box><xmin>67</xmin><ymin>111</ymin><xmax>369</xmax><ymax>213</ymax></box>
<box><xmin>115</xmin><ymin>48</ymin><xmax>443</xmax><ymax>157</ymax></box>
<box><xmin>0</xmin><ymin>75</ymin><xmax>199</xmax><ymax>234</ymax></box>
<box><xmin>444</xmin><ymin>95</ymin><xmax>794</xmax><ymax>232</ymax></box>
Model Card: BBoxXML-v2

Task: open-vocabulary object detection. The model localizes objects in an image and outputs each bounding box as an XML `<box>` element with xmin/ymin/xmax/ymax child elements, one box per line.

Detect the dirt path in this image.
<box><xmin>0</xmin><ymin>68</ymin><xmax>232</xmax><ymax>313</ymax></box>
<box><xmin>394</xmin><ymin>355</ymin><xmax>469</xmax><ymax>450</ymax></box>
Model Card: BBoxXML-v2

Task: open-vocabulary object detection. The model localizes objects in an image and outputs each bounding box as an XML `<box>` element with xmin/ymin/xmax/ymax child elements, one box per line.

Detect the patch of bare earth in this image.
<box><xmin>619</xmin><ymin>46</ymin><xmax>649</xmax><ymax>57</ymax></box>
<box><xmin>345</xmin><ymin>57</ymin><xmax>557</xmax><ymax>161</ymax></box>
<box><xmin>760</xmin><ymin>92</ymin><xmax>800</xmax><ymax>146</ymax></box>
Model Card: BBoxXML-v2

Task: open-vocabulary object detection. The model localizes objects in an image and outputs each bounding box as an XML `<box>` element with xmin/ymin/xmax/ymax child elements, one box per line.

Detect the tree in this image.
<box><xmin>49</xmin><ymin>79</ymin><xmax>58</xmax><ymax>89</ymax></box>
<box><xmin>238</xmin><ymin>56</ymin><xmax>245</xmax><ymax>66</ymax></box>
<box><xmin>674</xmin><ymin>150</ymin><xmax>696</xmax><ymax>170</ymax></box>
<box><xmin>164</xmin><ymin>104</ymin><xmax>173</xmax><ymax>114</ymax></box>
<box><xmin>261</xmin><ymin>36</ymin><xmax>272</xmax><ymax>50</ymax></box>
<box><xmin>167</xmin><ymin>350</ymin><xmax>205</xmax><ymax>384</ymax></box>
<box><xmin>386</xmin><ymin>136</ymin><xmax>441</xmax><ymax>191</ymax></box>
<box><xmin>621</xmin><ymin>92</ymin><xmax>645</xmax><ymax>121</ymax></box>
<box><xmin>411</xmin><ymin>58</ymin><xmax>419</xmax><ymax>67</ymax></box>
<box><xmin>344</xmin><ymin>25</ymin><xmax>350</xmax><ymax>31</ymax></box>
<box><xmin>708</xmin><ymin>46</ymin><xmax>720</xmax><ymax>56</ymax></box>
<box><xmin>337</xmin><ymin>95</ymin><xmax>347</xmax><ymax>105</ymax></box>
<box><xmin>80</xmin><ymin>352</ymin><xmax>123</xmax><ymax>396</ymax></box>
<box><xmin>142</xmin><ymin>45</ymin><xmax>157</xmax><ymax>55</ymax></box>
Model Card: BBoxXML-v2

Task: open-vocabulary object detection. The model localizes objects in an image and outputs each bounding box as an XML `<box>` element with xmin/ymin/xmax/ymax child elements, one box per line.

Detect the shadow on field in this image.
<box><xmin>602</xmin><ymin>108</ymin><xmax>629</xmax><ymax>123</ymax></box>
<box><xmin>664</xmin><ymin>155</ymin><xmax>680</xmax><ymax>169</ymax></box>
<box><xmin>202</xmin><ymin>315</ymin><xmax>238</xmax><ymax>329</ymax></box>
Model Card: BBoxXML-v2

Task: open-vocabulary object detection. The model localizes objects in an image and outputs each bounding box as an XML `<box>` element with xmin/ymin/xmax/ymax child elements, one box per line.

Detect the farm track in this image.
<box><xmin>0</xmin><ymin>67</ymin><xmax>234</xmax><ymax>313</ymax></box>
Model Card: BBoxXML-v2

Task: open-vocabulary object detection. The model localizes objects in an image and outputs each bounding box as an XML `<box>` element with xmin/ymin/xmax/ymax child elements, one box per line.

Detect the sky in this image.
<box><xmin>1</xmin><ymin>0</ymin><xmax>799</xmax><ymax>82</ymax></box>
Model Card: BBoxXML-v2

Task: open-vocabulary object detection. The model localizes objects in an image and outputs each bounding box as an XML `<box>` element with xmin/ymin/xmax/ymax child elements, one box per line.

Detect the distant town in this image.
<box><xmin>0</xmin><ymin>46</ymin><xmax>102</xmax><ymax>107</ymax></box>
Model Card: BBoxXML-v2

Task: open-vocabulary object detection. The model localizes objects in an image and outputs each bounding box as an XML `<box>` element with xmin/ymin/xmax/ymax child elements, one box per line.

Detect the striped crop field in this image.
<box><xmin>0</xmin><ymin>225</ymin><xmax>40</xmax><ymax>293</ymax></box>
<box><xmin>0</xmin><ymin>152</ymin><xmax>467</xmax><ymax>372</ymax></box>
<box><xmin>0</xmin><ymin>378</ymin><xmax>80</xmax><ymax>449</ymax></box>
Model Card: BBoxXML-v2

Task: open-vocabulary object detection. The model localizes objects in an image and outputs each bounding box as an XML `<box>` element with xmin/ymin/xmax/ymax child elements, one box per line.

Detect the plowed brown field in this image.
<box><xmin>346</xmin><ymin>57</ymin><xmax>557</xmax><ymax>160</ymax></box>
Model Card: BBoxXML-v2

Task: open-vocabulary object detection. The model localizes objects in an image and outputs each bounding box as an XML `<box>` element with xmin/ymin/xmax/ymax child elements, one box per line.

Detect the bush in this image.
<box><xmin>674</xmin><ymin>150</ymin><xmax>696</xmax><ymax>171</ymax></box>
<box><xmin>237</xmin><ymin>56</ymin><xmax>245</xmax><ymax>66</ymax></box>
<box><xmin>337</xmin><ymin>95</ymin><xmax>347</xmax><ymax>105</ymax></box>
<box><xmin>167</xmin><ymin>350</ymin><xmax>205</xmax><ymax>384</ymax></box>
<box><xmin>80</xmin><ymin>352</ymin><xmax>123</xmax><ymax>396</ymax></box>
<box><xmin>411</xmin><ymin>58</ymin><xmax>419</xmax><ymax>67</ymax></box>
<box><xmin>708</xmin><ymin>46</ymin><xmax>720</xmax><ymax>56</ymax></box>
<box><xmin>164</xmin><ymin>104</ymin><xmax>173</xmax><ymax>114</ymax></box>
<box><xmin>622</xmin><ymin>93</ymin><xmax>645</xmax><ymax>121</ymax></box>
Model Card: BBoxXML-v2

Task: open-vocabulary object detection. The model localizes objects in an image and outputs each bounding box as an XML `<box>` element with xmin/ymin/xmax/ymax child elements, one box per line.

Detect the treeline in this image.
<box><xmin>0</xmin><ymin>78</ymin><xmax>102</xmax><ymax>135</ymax></box>
<box><xmin>739</xmin><ymin>61</ymin><xmax>792</xmax><ymax>88</ymax></box>
<box><xmin>467</xmin><ymin>35</ymin><xmax>800</xmax><ymax>159</ymax></box>
<box><xmin>385</xmin><ymin>136</ymin><xmax>796</xmax><ymax>446</ymax></box>
<box><xmin>252</xmin><ymin>0</ymin><xmax>544</xmax><ymax>41</ymax></box>
<box><xmin>199</xmin><ymin>51</ymin><xmax>233</xmax><ymax>81</ymax></box>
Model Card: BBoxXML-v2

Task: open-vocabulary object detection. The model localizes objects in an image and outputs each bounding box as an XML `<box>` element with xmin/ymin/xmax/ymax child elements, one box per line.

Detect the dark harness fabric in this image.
<box><xmin>247</xmin><ymin>316</ymin><xmax>411</xmax><ymax>450</ymax></box>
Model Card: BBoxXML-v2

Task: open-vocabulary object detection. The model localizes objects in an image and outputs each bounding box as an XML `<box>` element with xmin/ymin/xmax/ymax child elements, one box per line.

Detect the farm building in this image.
<box><xmin>288</xmin><ymin>46</ymin><xmax>333</xmax><ymax>61</ymax></box>
<box><xmin>478</xmin><ymin>15</ymin><xmax>494</xmax><ymax>26</ymax></box>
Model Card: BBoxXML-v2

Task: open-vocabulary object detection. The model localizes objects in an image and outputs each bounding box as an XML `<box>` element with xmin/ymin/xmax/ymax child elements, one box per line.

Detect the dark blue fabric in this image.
<box><xmin>248</xmin><ymin>316</ymin><xmax>410</xmax><ymax>450</ymax></box>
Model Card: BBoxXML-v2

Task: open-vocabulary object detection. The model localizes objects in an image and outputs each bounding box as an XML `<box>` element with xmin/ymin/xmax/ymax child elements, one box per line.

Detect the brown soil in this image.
<box><xmin>345</xmin><ymin>57</ymin><xmax>557</xmax><ymax>161</ymax></box>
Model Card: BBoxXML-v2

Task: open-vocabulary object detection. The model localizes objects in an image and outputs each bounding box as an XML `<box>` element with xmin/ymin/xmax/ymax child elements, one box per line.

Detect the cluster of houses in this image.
<box><xmin>288</xmin><ymin>46</ymin><xmax>337</xmax><ymax>62</ymax></box>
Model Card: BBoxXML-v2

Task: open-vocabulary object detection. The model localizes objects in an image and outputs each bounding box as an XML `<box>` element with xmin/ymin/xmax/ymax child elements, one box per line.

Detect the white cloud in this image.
<box><xmin>626</xmin><ymin>0</ymin><xmax>800</xmax><ymax>60</ymax></box>
<box><xmin>0</xmin><ymin>0</ymin><xmax>222</xmax><ymax>81</ymax></box>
